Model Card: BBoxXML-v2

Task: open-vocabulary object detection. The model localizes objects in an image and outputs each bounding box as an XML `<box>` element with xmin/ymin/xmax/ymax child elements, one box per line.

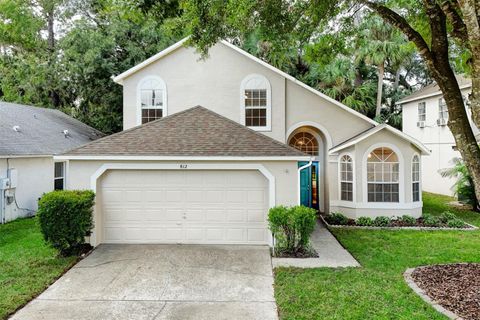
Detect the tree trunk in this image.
<box><xmin>375</xmin><ymin>61</ymin><xmax>384</xmax><ymax>117</ymax></box>
<box><xmin>393</xmin><ymin>68</ymin><xmax>400</xmax><ymax>92</ymax></box>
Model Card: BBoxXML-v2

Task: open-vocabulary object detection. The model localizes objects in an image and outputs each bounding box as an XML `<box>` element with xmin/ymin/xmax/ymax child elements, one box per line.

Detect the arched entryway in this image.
<box><xmin>287</xmin><ymin>125</ymin><xmax>328</xmax><ymax>212</ymax></box>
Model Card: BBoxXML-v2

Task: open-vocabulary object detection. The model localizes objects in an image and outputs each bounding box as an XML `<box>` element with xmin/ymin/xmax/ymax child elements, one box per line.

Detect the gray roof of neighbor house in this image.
<box><xmin>63</xmin><ymin>106</ymin><xmax>308</xmax><ymax>158</ymax></box>
<box><xmin>0</xmin><ymin>101</ymin><xmax>104</xmax><ymax>157</ymax></box>
<box><xmin>397</xmin><ymin>75</ymin><xmax>471</xmax><ymax>104</ymax></box>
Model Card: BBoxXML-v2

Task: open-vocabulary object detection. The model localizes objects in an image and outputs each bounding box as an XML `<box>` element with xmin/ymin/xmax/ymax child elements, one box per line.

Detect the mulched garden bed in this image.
<box><xmin>272</xmin><ymin>246</ymin><xmax>319</xmax><ymax>258</ymax></box>
<box><xmin>411</xmin><ymin>263</ymin><xmax>480</xmax><ymax>320</ymax></box>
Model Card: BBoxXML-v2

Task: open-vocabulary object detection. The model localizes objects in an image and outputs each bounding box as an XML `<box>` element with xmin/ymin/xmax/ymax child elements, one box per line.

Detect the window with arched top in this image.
<box><xmin>412</xmin><ymin>155</ymin><xmax>420</xmax><ymax>202</ymax></box>
<box><xmin>340</xmin><ymin>155</ymin><xmax>353</xmax><ymax>201</ymax></box>
<box><xmin>367</xmin><ymin>147</ymin><xmax>399</xmax><ymax>202</ymax></box>
<box><xmin>241</xmin><ymin>74</ymin><xmax>271</xmax><ymax>130</ymax></box>
<box><xmin>138</xmin><ymin>77</ymin><xmax>167</xmax><ymax>124</ymax></box>
<box><xmin>289</xmin><ymin>132</ymin><xmax>319</xmax><ymax>156</ymax></box>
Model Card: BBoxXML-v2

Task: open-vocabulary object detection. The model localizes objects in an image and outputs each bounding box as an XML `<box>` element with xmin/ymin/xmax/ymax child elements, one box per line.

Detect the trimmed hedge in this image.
<box><xmin>268</xmin><ymin>205</ymin><xmax>317</xmax><ymax>253</ymax></box>
<box><xmin>38</xmin><ymin>190</ymin><xmax>95</xmax><ymax>256</ymax></box>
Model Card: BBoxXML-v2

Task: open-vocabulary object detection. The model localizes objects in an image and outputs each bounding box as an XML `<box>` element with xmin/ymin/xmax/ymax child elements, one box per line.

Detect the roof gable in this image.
<box><xmin>0</xmin><ymin>102</ymin><xmax>104</xmax><ymax>157</ymax></box>
<box><xmin>112</xmin><ymin>37</ymin><xmax>378</xmax><ymax>126</ymax></box>
<box><xmin>62</xmin><ymin>106</ymin><xmax>309</xmax><ymax>158</ymax></box>
<box><xmin>329</xmin><ymin>124</ymin><xmax>430</xmax><ymax>155</ymax></box>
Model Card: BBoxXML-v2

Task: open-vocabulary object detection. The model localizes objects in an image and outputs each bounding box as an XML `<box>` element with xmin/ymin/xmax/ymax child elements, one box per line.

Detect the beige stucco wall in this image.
<box><xmin>122</xmin><ymin>44</ymin><xmax>286</xmax><ymax>142</ymax></box>
<box><xmin>329</xmin><ymin>129</ymin><xmax>423</xmax><ymax>219</ymax></box>
<box><xmin>0</xmin><ymin>157</ymin><xmax>53</xmax><ymax>222</ymax></box>
<box><xmin>67</xmin><ymin>159</ymin><xmax>299</xmax><ymax>245</ymax></box>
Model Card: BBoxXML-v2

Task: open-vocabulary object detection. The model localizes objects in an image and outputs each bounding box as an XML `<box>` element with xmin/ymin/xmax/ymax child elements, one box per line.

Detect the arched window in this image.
<box><xmin>139</xmin><ymin>77</ymin><xmax>167</xmax><ymax>124</ymax></box>
<box><xmin>289</xmin><ymin>132</ymin><xmax>319</xmax><ymax>156</ymax></box>
<box><xmin>367</xmin><ymin>147</ymin><xmax>399</xmax><ymax>202</ymax></box>
<box><xmin>412</xmin><ymin>155</ymin><xmax>420</xmax><ymax>202</ymax></box>
<box><xmin>241</xmin><ymin>74</ymin><xmax>271</xmax><ymax>130</ymax></box>
<box><xmin>340</xmin><ymin>155</ymin><xmax>353</xmax><ymax>201</ymax></box>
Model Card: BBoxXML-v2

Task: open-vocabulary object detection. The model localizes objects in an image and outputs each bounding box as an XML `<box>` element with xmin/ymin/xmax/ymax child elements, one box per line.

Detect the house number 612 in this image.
<box><xmin>180</xmin><ymin>164</ymin><xmax>188</xmax><ymax>169</ymax></box>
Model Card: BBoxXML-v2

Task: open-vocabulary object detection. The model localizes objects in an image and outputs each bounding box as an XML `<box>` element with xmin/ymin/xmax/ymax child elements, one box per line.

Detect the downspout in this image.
<box><xmin>297</xmin><ymin>159</ymin><xmax>313</xmax><ymax>205</ymax></box>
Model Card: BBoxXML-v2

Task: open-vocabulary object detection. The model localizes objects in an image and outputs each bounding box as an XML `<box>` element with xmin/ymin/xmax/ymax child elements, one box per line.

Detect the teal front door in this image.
<box><xmin>298</xmin><ymin>161</ymin><xmax>319</xmax><ymax>210</ymax></box>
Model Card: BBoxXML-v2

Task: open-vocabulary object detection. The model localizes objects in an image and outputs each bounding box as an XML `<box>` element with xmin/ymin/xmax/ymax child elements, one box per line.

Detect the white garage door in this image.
<box><xmin>99</xmin><ymin>170</ymin><xmax>269</xmax><ymax>244</ymax></box>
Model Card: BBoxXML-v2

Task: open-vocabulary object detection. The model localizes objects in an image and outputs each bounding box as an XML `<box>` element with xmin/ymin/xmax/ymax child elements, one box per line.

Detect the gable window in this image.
<box><xmin>418</xmin><ymin>102</ymin><xmax>426</xmax><ymax>122</ymax></box>
<box><xmin>138</xmin><ymin>77</ymin><xmax>167</xmax><ymax>124</ymax></box>
<box><xmin>241</xmin><ymin>74</ymin><xmax>271</xmax><ymax>130</ymax></box>
<box><xmin>438</xmin><ymin>98</ymin><xmax>448</xmax><ymax>121</ymax></box>
<box><xmin>340</xmin><ymin>155</ymin><xmax>353</xmax><ymax>201</ymax></box>
<box><xmin>412</xmin><ymin>155</ymin><xmax>420</xmax><ymax>202</ymax></box>
<box><xmin>289</xmin><ymin>132</ymin><xmax>319</xmax><ymax>156</ymax></box>
<box><xmin>367</xmin><ymin>147</ymin><xmax>399</xmax><ymax>202</ymax></box>
<box><xmin>54</xmin><ymin>162</ymin><xmax>65</xmax><ymax>190</ymax></box>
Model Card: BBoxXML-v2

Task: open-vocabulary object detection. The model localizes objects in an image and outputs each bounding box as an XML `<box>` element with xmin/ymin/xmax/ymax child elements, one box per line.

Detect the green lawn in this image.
<box><xmin>0</xmin><ymin>218</ymin><xmax>76</xmax><ymax>319</ymax></box>
<box><xmin>274</xmin><ymin>193</ymin><xmax>480</xmax><ymax>320</ymax></box>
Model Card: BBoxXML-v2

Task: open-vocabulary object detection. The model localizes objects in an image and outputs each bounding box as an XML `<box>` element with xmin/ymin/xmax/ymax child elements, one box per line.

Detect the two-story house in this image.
<box><xmin>399</xmin><ymin>75</ymin><xmax>477</xmax><ymax>196</ymax></box>
<box><xmin>56</xmin><ymin>38</ymin><xmax>429</xmax><ymax>247</ymax></box>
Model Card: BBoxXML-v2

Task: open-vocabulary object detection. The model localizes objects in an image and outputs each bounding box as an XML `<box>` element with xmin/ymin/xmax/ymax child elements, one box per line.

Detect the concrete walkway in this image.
<box><xmin>272</xmin><ymin>220</ymin><xmax>360</xmax><ymax>268</ymax></box>
<box><xmin>11</xmin><ymin>245</ymin><xmax>278</xmax><ymax>320</ymax></box>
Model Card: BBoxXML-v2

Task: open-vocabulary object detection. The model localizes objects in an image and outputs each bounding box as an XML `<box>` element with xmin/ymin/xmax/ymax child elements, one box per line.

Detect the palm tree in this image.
<box><xmin>356</xmin><ymin>15</ymin><xmax>409</xmax><ymax>117</ymax></box>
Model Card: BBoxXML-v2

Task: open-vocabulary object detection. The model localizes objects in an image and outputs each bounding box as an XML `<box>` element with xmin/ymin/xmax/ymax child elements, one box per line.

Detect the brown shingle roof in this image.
<box><xmin>397</xmin><ymin>75</ymin><xmax>471</xmax><ymax>104</ymax></box>
<box><xmin>63</xmin><ymin>106</ymin><xmax>307</xmax><ymax>157</ymax></box>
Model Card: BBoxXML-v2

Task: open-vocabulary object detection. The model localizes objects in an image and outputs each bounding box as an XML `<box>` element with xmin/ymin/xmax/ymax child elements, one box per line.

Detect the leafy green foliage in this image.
<box><xmin>38</xmin><ymin>190</ymin><xmax>95</xmax><ymax>256</ymax></box>
<box><xmin>356</xmin><ymin>216</ymin><xmax>374</xmax><ymax>226</ymax></box>
<box><xmin>422</xmin><ymin>213</ymin><xmax>440</xmax><ymax>227</ymax></box>
<box><xmin>268</xmin><ymin>205</ymin><xmax>317</xmax><ymax>254</ymax></box>
<box><xmin>399</xmin><ymin>215</ymin><xmax>416</xmax><ymax>226</ymax></box>
<box><xmin>439</xmin><ymin>211</ymin><xmax>457</xmax><ymax>224</ymax></box>
<box><xmin>373</xmin><ymin>216</ymin><xmax>390</xmax><ymax>227</ymax></box>
<box><xmin>324</xmin><ymin>212</ymin><xmax>349</xmax><ymax>225</ymax></box>
<box><xmin>439</xmin><ymin>157</ymin><xmax>478</xmax><ymax>210</ymax></box>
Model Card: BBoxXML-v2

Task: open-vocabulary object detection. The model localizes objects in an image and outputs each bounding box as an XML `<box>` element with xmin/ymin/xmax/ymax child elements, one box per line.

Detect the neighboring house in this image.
<box><xmin>0</xmin><ymin>102</ymin><xmax>104</xmax><ymax>223</ymax></box>
<box><xmin>56</xmin><ymin>38</ymin><xmax>429</xmax><ymax>246</ymax></box>
<box><xmin>399</xmin><ymin>75</ymin><xmax>478</xmax><ymax>196</ymax></box>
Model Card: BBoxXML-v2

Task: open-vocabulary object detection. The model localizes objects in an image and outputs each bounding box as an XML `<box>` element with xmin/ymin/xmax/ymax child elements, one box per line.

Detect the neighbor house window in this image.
<box><xmin>418</xmin><ymin>102</ymin><xmax>426</xmax><ymax>122</ymax></box>
<box><xmin>139</xmin><ymin>77</ymin><xmax>167</xmax><ymax>124</ymax></box>
<box><xmin>54</xmin><ymin>162</ymin><xmax>65</xmax><ymax>190</ymax></box>
<box><xmin>412</xmin><ymin>155</ymin><xmax>420</xmax><ymax>202</ymax></box>
<box><xmin>367</xmin><ymin>147</ymin><xmax>399</xmax><ymax>202</ymax></box>
<box><xmin>340</xmin><ymin>155</ymin><xmax>353</xmax><ymax>201</ymax></box>
<box><xmin>289</xmin><ymin>132</ymin><xmax>319</xmax><ymax>156</ymax></box>
<box><xmin>438</xmin><ymin>98</ymin><xmax>448</xmax><ymax>120</ymax></box>
<box><xmin>241</xmin><ymin>74</ymin><xmax>271</xmax><ymax>130</ymax></box>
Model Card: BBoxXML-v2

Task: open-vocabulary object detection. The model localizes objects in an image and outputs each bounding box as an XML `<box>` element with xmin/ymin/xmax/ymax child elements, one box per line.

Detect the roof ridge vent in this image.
<box><xmin>12</xmin><ymin>125</ymin><xmax>21</xmax><ymax>132</ymax></box>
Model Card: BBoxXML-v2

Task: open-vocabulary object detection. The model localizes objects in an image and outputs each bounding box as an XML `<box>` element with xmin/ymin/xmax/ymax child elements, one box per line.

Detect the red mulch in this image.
<box><xmin>411</xmin><ymin>263</ymin><xmax>480</xmax><ymax>320</ymax></box>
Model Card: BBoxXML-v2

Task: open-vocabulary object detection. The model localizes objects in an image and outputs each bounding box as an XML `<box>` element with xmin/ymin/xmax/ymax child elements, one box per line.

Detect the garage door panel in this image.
<box><xmin>100</xmin><ymin>170</ymin><xmax>268</xmax><ymax>245</ymax></box>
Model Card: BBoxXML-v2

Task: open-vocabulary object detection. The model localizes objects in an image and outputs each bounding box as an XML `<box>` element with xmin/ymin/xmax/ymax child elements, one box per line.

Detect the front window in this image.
<box><xmin>340</xmin><ymin>155</ymin><xmax>353</xmax><ymax>201</ymax></box>
<box><xmin>289</xmin><ymin>132</ymin><xmax>319</xmax><ymax>156</ymax></box>
<box><xmin>412</xmin><ymin>155</ymin><xmax>420</xmax><ymax>202</ymax></box>
<box><xmin>140</xmin><ymin>78</ymin><xmax>165</xmax><ymax>124</ymax></box>
<box><xmin>418</xmin><ymin>102</ymin><xmax>426</xmax><ymax>122</ymax></box>
<box><xmin>367</xmin><ymin>147</ymin><xmax>399</xmax><ymax>202</ymax></box>
<box><xmin>54</xmin><ymin>162</ymin><xmax>65</xmax><ymax>190</ymax></box>
<box><xmin>438</xmin><ymin>98</ymin><xmax>448</xmax><ymax>120</ymax></box>
<box><xmin>241</xmin><ymin>74</ymin><xmax>271</xmax><ymax>130</ymax></box>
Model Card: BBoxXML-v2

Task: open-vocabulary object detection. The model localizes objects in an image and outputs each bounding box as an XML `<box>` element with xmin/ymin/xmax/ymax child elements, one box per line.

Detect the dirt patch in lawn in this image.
<box><xmin>411</xmin><ymin>263</ymin><xmax>480</xmax><ymax>320</ymax></box>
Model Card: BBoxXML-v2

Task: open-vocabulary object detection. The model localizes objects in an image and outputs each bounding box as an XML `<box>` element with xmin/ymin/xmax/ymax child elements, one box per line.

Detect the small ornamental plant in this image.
<box><xmin>324</xmin><ymin>212</ymin><xmax>349</xmax><ymax>225</ymax></box>
<box><xmin>38</xmin><ymin>190</ymin><xmax>95</xmax><ymax>256</ymax></box>
<box><xmin>268</xmin><ymin>205</ymin><xmax>317</xmax><ymax>256</ymax></box>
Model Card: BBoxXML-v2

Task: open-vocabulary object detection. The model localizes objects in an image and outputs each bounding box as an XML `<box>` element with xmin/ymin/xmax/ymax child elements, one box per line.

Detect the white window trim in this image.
<box><xmin>240</xmin><ymin>73</ymin><xmax>272</xmax><ymax>131</ymax></box>
<box><xmin>412</xmin><ymin>153</ymin><xmax>421</xmax><ymax>202</ymax></box>
<box><xmin>362</xmin><ymin>143</ymin><xmax>405</xmax><ymax>204</ymax></box>
<box><xmin>54</xmin><ymin>161</ymin><xmax>66</xmax><ymax>190</ymax></box>
<box><xmin>418</xmin><ymin>102</ymin><xmax>426</xmax><ymax>122</ymax></box>
<box><xmin>338</xmin><ymin>153</ymin><xmax>355</xmax><ymax>202</ymax></box>
<box><xmin>438</xmin><ymin>98</ymin><xmax>448</xmax><ymax>120</ymax></box>
<box><xmin>136</xmin><ymin>76</ymin><xmax>168</xmax><ymax>125</ymax></box>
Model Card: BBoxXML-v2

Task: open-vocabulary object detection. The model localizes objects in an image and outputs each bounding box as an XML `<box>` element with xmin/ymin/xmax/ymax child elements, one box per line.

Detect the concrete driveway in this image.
<box><xmin>11</xmin><ymin>245</ymin><xmax>277</xmax><ymax>320</ymax></box>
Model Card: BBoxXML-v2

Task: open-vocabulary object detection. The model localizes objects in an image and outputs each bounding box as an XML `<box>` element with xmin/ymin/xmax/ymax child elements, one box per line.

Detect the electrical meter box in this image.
<box><xmin>7</xmin><ymin>169</ymin><xmax>18</xmax><ymax>188</ymax></box>
<box><xmin>0</xmin><ymin>178</ymin><xmax>10</xmax><ymax>190</ymax></box>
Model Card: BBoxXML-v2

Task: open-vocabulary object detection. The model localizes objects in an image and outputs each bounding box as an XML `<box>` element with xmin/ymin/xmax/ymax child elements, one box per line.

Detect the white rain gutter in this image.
<box><xmin>297</xmin><ymin>159</ymin><xmax>313</xmax><ymax>205</ymax></box>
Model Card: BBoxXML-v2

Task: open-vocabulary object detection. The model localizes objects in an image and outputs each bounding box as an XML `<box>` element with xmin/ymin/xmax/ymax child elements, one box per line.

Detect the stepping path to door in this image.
<box><xmin>272</xmin><ymin>220</ymin><xmax>360</xmax><ymax>268</ymax></box>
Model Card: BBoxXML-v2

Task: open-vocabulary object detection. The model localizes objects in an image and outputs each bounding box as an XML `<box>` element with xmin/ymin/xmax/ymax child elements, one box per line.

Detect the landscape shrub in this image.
<box><xmin>356</xmin><ymin>216</ymin><xmax>373</xmax><ymax>226</ymax></box>
<box><xmin>38</xmin><ymin>190</ymin><xmax>95</xmax><ymax>256</ymax></box>
<box><xmin>399</xmin><ymin>215</ymin><xmax>416</xmax><ymax>226</ymax></box>
<box><xmin>439</xmin><ymin>211</ymin><xmax>457</xmax><ymax>223</ymax></box>
<box><xmin>324</xmin><ymin>212</ymin><xmax>349</xmax><ymax>225</ymax></box>
<box><xmin>373</xmin><ymin>216</ymin><xmax>391</xmax><ymax>227</ymax></box>
<box><xmin>447</xmin><ymin>218</ymin><xmax>466</xmax><ymax>228</ymax></box>
<box><xmin>268</xmin><ymin>205</ymin><xmax>317</xmax><ymax>253</ymax></box>
<box><xmin>422</xmin><ymin>213</ymin><xmax>440</xmax><ymax>226</ymax></box>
